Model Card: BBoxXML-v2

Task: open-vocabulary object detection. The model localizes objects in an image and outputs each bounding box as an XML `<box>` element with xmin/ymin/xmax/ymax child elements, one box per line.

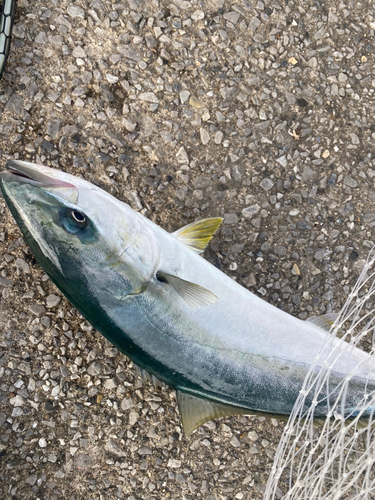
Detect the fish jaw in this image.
<box><xmin>3</xmin><ymin>159</ymin><xmax>79</xmax><ymax>204</ymax></box>
<box><xmin>2</xmin><ymin>163</ymin><xmax>99</xmax><ymax>287</ymax></box>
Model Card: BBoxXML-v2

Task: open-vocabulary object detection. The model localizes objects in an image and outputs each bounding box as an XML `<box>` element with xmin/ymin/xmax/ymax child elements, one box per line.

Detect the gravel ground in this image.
<box><xmin>0</xmin><ymin>1</ymin><xmax>375</xmax><ymax>499</ymax></box>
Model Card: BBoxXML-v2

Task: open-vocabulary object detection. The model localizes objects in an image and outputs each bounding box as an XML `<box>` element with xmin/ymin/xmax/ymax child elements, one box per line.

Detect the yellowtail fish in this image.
<box><xmin>1</xmin><ymin>160</ymin><xmax>374</xmax><ymax>434</ymax></box>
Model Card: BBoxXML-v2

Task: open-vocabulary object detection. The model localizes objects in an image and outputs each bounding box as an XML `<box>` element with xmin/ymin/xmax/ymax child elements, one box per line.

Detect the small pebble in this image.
<box><xmin>46</xmin><ymin>294</ymin><xmax>61</xmax><ymax>307</ymax></box>
<box><xmin>39</xmin><ymin>438</ymin><xmax>47</xmax><ymax>448</ymax></box>
<box><xmin>200</xmin><ymin>128</ymin><xmax>210</xmax><ymax>145</ymax></box>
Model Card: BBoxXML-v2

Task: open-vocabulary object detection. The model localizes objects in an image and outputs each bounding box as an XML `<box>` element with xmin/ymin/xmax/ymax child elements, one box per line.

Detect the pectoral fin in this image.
<box><xmin>157</xmin><ymin>272</ymin><xmax>218</xmax><ymax>308</ymax></box>
<box><xmin>177</xmin><ymin>391</ymin><xmax>250</xmax><ymax>435</ymax></box>
<box><xmin>173</xmin><ymin>217</ymin><xmax>223</xmax><ymax>253</ymax></box>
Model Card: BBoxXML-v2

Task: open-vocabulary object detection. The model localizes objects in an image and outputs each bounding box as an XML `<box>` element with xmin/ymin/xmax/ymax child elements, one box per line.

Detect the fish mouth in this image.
<box><xmin>5</xmin><ymin>160</ymin><xmax>76</xmax><ymax>189</ymax></box>
<box><xmin>3</xmin><ymin>160</ymin><xmax>79</xmax><ymax>204</ymax></box>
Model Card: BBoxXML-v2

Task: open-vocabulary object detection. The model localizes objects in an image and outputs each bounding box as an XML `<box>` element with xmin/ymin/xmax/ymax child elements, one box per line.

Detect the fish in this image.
<box><xmin>1</xmin><ymin>159</ymin><xmax>374</xmax><ymax>435</ymax></box>
<box><xmin>0</xmin><ymin>0</ymin><xmax>17</xmax><ymax>78</ymax></box>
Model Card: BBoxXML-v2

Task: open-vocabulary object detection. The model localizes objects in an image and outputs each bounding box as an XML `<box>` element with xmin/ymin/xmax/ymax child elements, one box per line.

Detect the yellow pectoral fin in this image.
<box><xmin>173</xmin><ymin>217</ymin><xmax>223</xmax><ymax>253</ymax></box>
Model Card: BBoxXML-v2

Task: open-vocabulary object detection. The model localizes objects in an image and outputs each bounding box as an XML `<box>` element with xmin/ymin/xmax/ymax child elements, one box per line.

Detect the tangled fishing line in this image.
<box><xmin>265</xmin><ymin>249</ymin><xmax>375</xmax><ymax>500</ymax></box>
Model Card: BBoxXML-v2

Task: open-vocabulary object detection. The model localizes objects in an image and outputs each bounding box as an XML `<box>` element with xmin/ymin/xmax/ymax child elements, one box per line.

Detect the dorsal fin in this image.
<box><xmin>177</xmin><ymin>391</ymin><xmax>250</xmax><ymax>435</ymax></box>
<box><xmin>173</xmin><ymin>217</ymin><xmax>223</xmax><ymax>253</ymax></box>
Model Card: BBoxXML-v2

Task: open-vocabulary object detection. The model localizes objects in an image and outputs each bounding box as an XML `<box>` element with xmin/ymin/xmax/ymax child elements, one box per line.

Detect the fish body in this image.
<box><xmin>1</xmin><ymin>160</ymin><xmax>374</xmax><ymax>433</ymax></box>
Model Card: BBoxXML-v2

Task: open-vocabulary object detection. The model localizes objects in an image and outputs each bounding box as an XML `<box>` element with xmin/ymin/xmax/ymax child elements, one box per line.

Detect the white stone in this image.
<box><xmin>214</xmin><ymin>131</ymin><xmax>223</xmax><ymax>144</ymax></box>
<box><xmin>276</xmin><ymin>155</ymin><xmax>287</xmax><ymax>167</ymax></box>
<box><xmin>39</xmin><ymin>438</ymin><xmax>47</xmax><ymax>448</ymax></box>
<box><xmin>72</xmin><ymin>46</ymin><xmax>87</xmax><ymax>58</ymax></box>
<box><xmin>242</xmin><ymin>205</ymin><xmax>260</xmax><ymax>218</ymax></box>
<box><xmin>139</xmin><ymin>92</ymin><xmax>159</xmax><ymax>103</ymax></box>
<box><xmin>167</xmin><ymin>458</ymin><xmax>182</xmax><ymax>468</ymax></box>
<box><xmin>191</xmin><ymin>10</ymin><xmax>204</xmax><ymax>21</ymax></box>
<box><xmin>260</xmin><ymin>178</ymin><xmax>274</xmax><ymax>191</ymax></box>
<box><xmin>200</xmin><ymin>128</ymin><xmax>210</xmax><ymax>145</ymax></box>
<box><xmin>51</xmin><ymin>386</ymin><xmax>60</xmax><ymax>397</ymax></box>
<box><xmin>67</xmin><ymin>5</ymin><xmax>85</xmax><ymax>18</ymax></box>
<box><xmin>106</xmin><ymin>74</ymin><xmax>119</xmax><ymax>84</ymax></box>
<box><xmin>176</xmin><ymin>146</ymin><xmax>189</xmax><ymax>163</ymax></box>
<box><xmin>10</xmin><ymin>395</ymin><xmax>25</xmax><ymax>407</ymax></box>
<box><xmin>46</xmin><ymin>294</ymin><xmax>61</xmax><ymax>308</ymax></box>
<box><xmin>179</xmin><ymin>90</ymin><xmax>190</xmax><ymax>104</ymax></box>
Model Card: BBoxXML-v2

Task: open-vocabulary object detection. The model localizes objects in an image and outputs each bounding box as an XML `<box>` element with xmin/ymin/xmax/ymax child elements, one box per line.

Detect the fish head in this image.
<box><xmin>0</xmin><ymin>160</ymin><xmax>159</xmax><ymax>301</ymax></box>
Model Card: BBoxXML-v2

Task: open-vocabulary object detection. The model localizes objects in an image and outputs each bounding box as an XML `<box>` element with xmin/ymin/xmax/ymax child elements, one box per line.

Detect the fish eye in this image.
<box><xmin>71</xmin><ymin>210</ymin><xmax>86</xmax><ymax>224</ymax></box>
<box><xmin>59</xmin><ymin>208</ymin><xmax>94</xmax><ymax>238</ymax></box>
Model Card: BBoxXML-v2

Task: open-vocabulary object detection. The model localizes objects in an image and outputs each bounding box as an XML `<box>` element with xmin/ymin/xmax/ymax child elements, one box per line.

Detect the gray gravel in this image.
<box><xmin>1</xmin><ymin>0</ymin><xmax>375</xmax><ymax>499</ymax></box>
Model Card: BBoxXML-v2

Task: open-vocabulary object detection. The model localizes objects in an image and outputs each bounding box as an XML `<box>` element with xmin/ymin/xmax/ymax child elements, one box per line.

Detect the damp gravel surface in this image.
<box><xmin>1</xmin><ymin>1</ymin><xmax>375</xmax><ymax>499</ymax></box>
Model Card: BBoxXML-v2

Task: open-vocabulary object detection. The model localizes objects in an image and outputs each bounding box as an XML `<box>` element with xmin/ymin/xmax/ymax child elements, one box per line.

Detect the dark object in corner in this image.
<box><xmin>0</xmin><ymin>0</ymin><xmax>17</xmax><ymax>79</ymax></box>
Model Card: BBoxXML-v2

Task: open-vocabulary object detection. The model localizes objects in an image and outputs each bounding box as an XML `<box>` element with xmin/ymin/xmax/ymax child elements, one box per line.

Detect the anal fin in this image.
<box><xmin>177</xmin><ymin>391</ymin><xmax>251</xmax><ymax>436</ymax></box>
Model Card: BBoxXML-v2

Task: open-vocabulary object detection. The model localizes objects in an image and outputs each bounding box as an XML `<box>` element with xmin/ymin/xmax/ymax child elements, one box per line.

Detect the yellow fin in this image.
<box><xmin>173</xmin><ymin>217</ymin><xmax>223</xmax><ymax>253</ymax></box>
<box><xmin>176</xmin><ymin>391</ymin><xmax>250</xmax><ymax>435</ymax></box>
<box><xmin>307</xmin><ymin>312</ymin><xmax>338</xmax><ymax>332</ymax></box>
